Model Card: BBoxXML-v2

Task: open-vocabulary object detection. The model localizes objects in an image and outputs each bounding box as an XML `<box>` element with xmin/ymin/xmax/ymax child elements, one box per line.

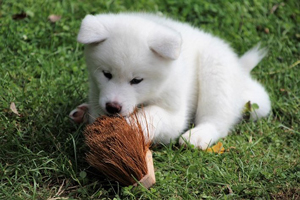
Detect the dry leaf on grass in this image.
<box><xmin>48</xmin><ymin>14</ymin><xmax>61</xmax><ymax>23</ymax></box>
<box><xmin>264</xmin><ymin>28</ymin><xmax>270</xmax><ymax>34</ymax></box>
<box><xmin>249</xmin><ymin>135</ymin><xmax>253</xmax><ymax>143</ymax></box>
<box><xmin>206</xmin><ymin>142</ymin><xmax>225</xmax><ymax>154</ymax></box>
<box><xmin>10</xmin><ymin>102</ymin><xmax>20</xmax><ymax>116</ymax></box>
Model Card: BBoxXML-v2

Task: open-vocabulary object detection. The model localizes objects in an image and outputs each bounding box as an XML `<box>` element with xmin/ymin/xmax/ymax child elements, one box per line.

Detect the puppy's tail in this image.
<box><xmin>239</xmin><ymin>43</ymin><xmax>267</xmax><ymax>73</ymax></box>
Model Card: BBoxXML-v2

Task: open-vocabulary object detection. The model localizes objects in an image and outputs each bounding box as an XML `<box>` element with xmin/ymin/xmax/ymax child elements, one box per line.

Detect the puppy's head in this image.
<box><xmin>77</xmin><ymin>14</ymin><xmax>182</xmax><ymax>116</ymax></box>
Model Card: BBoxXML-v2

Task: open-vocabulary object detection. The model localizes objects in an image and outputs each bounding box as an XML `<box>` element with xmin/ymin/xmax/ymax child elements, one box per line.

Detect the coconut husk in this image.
<box><xmin>84</xmin><ymin>114</ymin><xmax>155</xmax><ymax>188</ymax></box>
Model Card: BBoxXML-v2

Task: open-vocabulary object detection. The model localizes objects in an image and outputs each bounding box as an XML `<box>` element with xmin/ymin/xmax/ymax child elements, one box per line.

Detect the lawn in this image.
<box><xmin>1</xmin><ymin>0</ymin><xmax>299</xmax><ymax>199</ymax></box>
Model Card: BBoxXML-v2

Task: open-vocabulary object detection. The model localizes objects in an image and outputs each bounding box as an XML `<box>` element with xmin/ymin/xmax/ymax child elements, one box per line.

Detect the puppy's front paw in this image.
<box><xmin>69</xmin><ymin>103</ymin><xmax>89</xmax><ymax>124</ymax></box>
<box><xmin>179</xmin><ymin>123</ymin><xmax>220</xmax><ymax>150</ymax></box>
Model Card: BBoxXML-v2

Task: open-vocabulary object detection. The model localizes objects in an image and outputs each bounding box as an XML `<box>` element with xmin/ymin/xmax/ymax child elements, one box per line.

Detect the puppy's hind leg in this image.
<box><xmin>180</xmin><ymin>97</ymin><xmax>241</xmax><ymax>150</ymax></box>
<box><xmin>180</xmin><ymin>57</ymin><xmax>243</xmax><ymax>149</ymax></box>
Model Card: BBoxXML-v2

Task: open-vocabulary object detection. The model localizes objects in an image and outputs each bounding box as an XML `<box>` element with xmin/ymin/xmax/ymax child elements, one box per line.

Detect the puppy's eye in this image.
<box><xmin>130</xmin><ymin>78</ymin><xmax>143</xmax><ymax>85</ymax></box>
<box><xmin>102</xmin><ymin>71</ymin><xmax>112</xmax><ymax>80</ymax></box>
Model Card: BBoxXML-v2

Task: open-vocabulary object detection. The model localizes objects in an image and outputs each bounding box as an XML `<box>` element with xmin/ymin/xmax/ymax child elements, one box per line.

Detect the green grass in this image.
<box><xmin>1</xmin><ymin>0</ymin><xmax>299</xmax><ymax>199</ymax></box>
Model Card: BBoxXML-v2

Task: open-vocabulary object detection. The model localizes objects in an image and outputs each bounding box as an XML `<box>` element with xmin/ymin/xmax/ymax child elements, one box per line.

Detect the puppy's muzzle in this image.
<box><xmin>106</xmin><ymin>102</ymin><xmax>122</xmax><ymax>114</ymax></box>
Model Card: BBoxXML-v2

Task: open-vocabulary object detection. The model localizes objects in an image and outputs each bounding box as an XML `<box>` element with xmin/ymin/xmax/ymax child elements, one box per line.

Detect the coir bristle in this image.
<box><xmin>84</xmin><ymin>115</ymin><xmax>150</xmax><ymax>186</ymax></box>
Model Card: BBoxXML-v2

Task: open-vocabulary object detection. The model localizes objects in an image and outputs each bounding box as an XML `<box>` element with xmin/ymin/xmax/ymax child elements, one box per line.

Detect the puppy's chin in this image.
<box><xmin>121</xmin><ymin>110</ymin><xmax>135</xmax><ymax>117</ymax></box>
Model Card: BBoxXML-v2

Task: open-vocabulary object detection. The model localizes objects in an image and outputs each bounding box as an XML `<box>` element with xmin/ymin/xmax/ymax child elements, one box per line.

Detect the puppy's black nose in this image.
<box><xmin>106</xmin><ymin>102</ymin><xmax>122</xmax><ymax>114</ymax></box>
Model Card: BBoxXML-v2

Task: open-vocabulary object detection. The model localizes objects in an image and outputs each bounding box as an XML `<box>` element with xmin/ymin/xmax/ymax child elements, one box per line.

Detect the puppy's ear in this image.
<box><xmin>77</xmin><ymin>15</ymin><xmax>109</xmax><ymax>44</ymax></box>
<box><xmin>148</xmin><ymin>25</ymin><xmax>182</xmax><ymax>60</ymax></box>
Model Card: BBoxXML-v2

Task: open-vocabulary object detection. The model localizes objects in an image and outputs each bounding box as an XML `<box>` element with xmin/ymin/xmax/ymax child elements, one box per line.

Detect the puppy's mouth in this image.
<box><xmin>103</xmin><ymin>109</ymin><xmax>132</xmax><ymax>118</ymax></box>
<box><xmin>106</xmin><ymin>113</ymin><xmax>124</xmax><ymax>117</ymax></box>
<box><xmin>102</xmin><ymin>103</ymin><xmax>145</xmax><ymax>117</ymax></box>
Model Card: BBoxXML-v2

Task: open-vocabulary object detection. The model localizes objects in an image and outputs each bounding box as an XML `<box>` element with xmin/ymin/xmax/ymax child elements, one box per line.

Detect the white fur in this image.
<box><xmin>74</xmin><ymin>13</ymin><xmax>271</xmax><ymax>149</ymax></box>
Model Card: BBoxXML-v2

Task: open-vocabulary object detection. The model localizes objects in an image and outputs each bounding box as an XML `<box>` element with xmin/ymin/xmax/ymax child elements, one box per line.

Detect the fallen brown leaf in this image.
<box><xmin>48</xmin><ymin>14</ymin><xmax>61</xmax><ymax>23</ymax></box>
<box><xmin>227</xmin><ymin>184</ymin><xmax>233</xmax><ymax>194</ymax></box>
<box><xmin>206</xmin><ymin>142</ymin><xmax>225</xmax><ymax>154</ymax></box>
<box><xmin>10</xmin><ymin>102</ymin><xmax>20</xmax><ymax>116</ymax></box>
<box><xmin>270</xmin><ymin>4</ymin><xmax>279</xmax><ymax>14</ymax></box>
<box><xmin>264</xmin><ymin>28</ymin><xmax>270</xmax><ymax>34</ymax></box>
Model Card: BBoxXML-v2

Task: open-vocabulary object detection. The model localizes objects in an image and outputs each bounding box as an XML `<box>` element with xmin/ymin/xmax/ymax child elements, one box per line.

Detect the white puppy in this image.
<box><xmin>70</xmin><ymin>13</ymin><xmax>271</xmax><ymax>149</ymax></box>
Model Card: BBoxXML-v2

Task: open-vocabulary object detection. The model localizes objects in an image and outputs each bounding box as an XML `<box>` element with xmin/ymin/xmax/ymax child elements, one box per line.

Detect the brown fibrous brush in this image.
<box><xmin>84</xmin><ymin>114</ymin><xmax>155</xmax><ymax>188</ymax></box>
